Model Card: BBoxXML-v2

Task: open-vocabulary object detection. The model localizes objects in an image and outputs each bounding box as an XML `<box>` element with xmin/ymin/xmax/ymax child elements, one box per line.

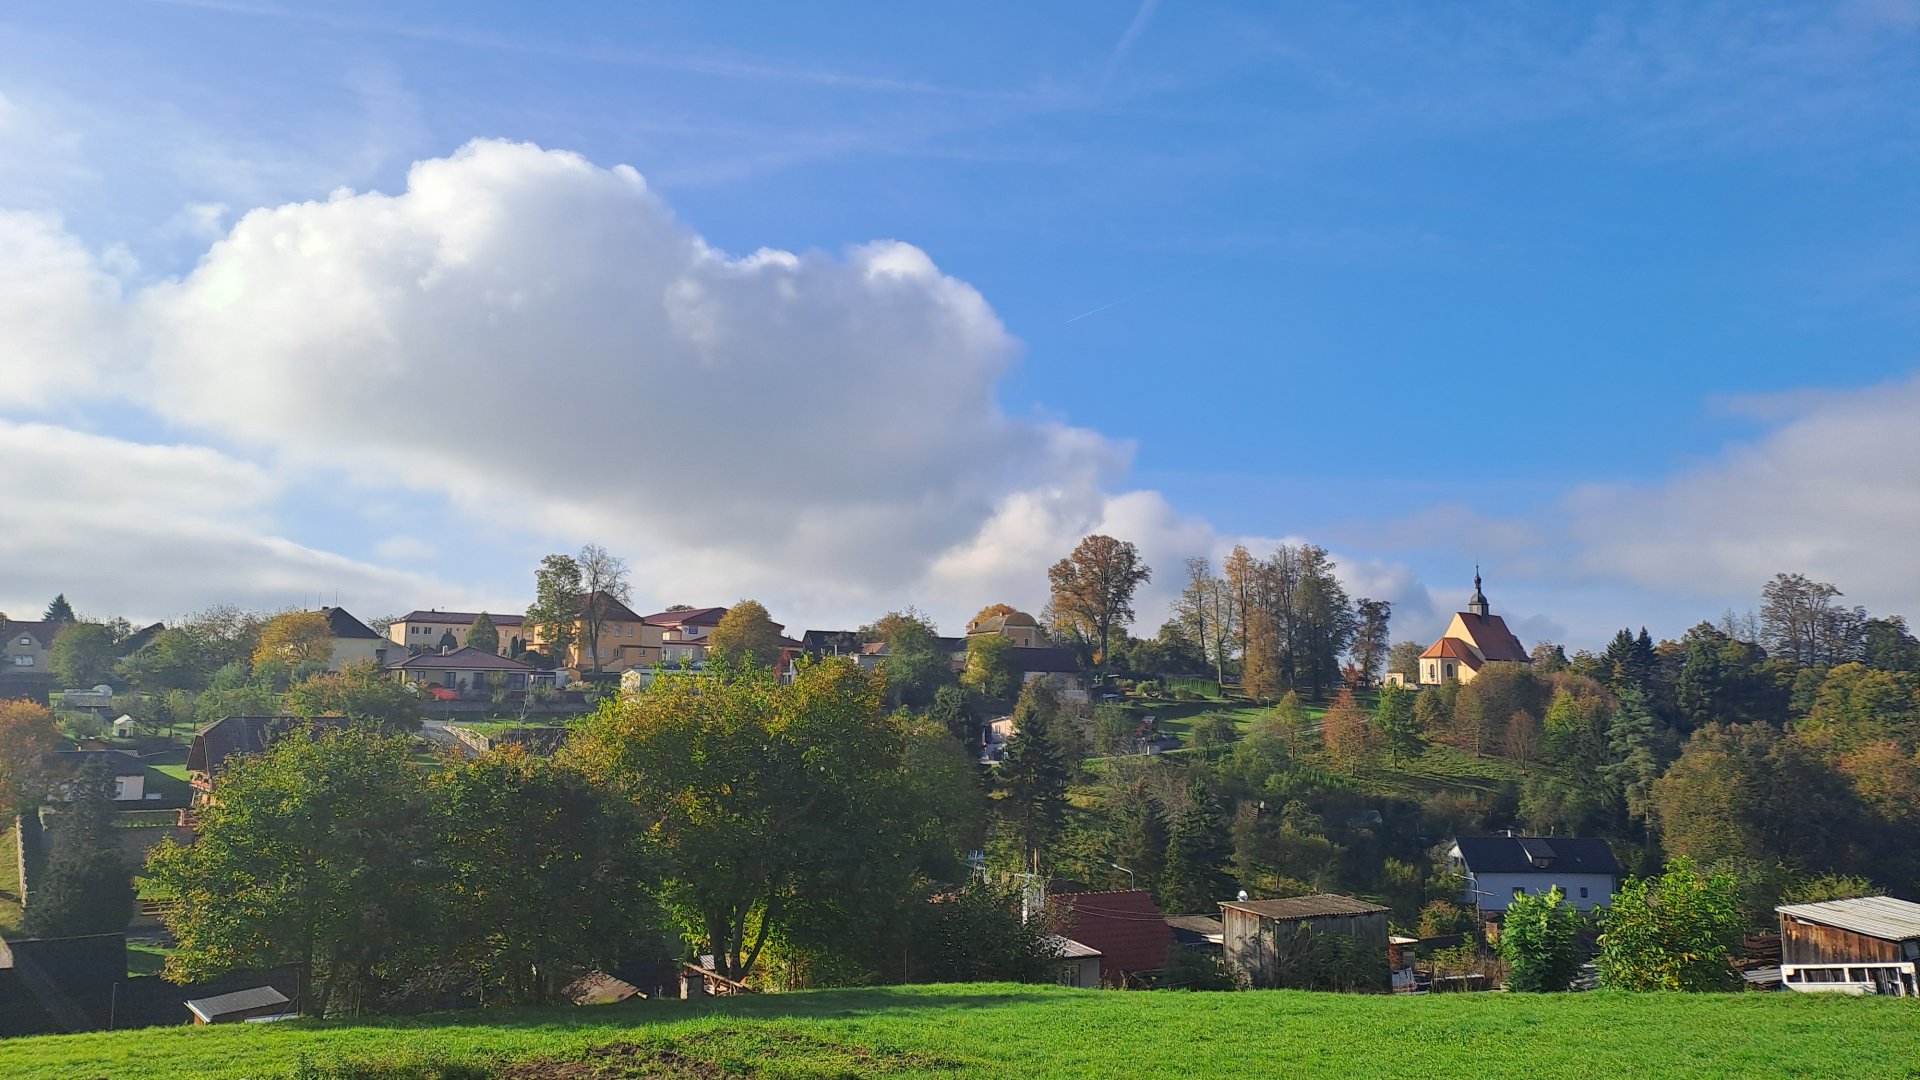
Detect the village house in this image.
<box><xmin>1219</xmin><ymin>894</ymin><xmax>1390</xmax><ymax>991</ymax></box>
<box><xmin>317</xmin><ymin>607</ymin><xmax>401</xmax><ymax>672</ymax></box>
<box><xmin>1447</xmin><ymin>834</ymin><xmax>1621</xmax><ymax>914</ymax></box>
<box><xmin>644</xmin><ymin>607</ymin><xmax>728</xmax><ymax>666</ymax></box>
<box><xmin>1406</xmin><ymin>571</ymin><xmax>1531</xmax><ymax>686</ymax></box>
<box><xmin>1048</xmin><ymin>889</ymin><xmax>1174</xmax><ymax>988</ymax></box>
<box><xmin>522</xmin><ymin>592</ymin><xmax>652</xmax><ymax>674</ymax></box>
<box><xmin>386</xmin><ymin>646</ymin><xmax>533</xmax><ymax>699</ymax></box>
<box><xmin>388</xmin><ymin>610</ymin><xmax>529</xmax><ymax>656</ymax></box>
<box><xmin>1776</xmin><ymin>896</ymin><xmax>1920</xmax><ymax>996</ymax></box>
<box><xmin>0</xmin><ymin>619</ymin><xmax>59</xmax><ymax>701</ymax></box>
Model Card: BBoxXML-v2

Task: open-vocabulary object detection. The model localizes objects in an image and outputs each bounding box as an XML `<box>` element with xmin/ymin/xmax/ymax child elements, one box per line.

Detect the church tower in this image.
<box><xmin>1467</xmin><ymin>566</ymin><xmax>1490</xmax><ymax>618</ymax></box>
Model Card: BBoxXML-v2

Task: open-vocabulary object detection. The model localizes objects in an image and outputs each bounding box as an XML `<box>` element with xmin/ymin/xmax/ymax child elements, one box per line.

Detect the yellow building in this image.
<box><xmin>965</xmin><ymin>609</ymin><xmax>1046</xmax><ymax>649</ymax></box>
<box><xmin>1417</xmin><ymin>572</ymin><xmax>1532</xmax><ymax>686</ymax></box>
<box><xmin>389</xmin><ymin>610</ymin><xmax>529</xmax><ymax>656</ymax></box>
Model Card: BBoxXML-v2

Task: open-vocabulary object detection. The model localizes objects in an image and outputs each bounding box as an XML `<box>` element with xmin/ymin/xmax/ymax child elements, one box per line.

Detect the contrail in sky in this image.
<box><xmin>1065</xmin><ymin>267</ymin><xmax>1200</xmax><ymax>324</ymax></box>
<box><xmin>1100</xmin><ymin>0</ymin><xmax>1162</xmax><ymax>93</ymax></box>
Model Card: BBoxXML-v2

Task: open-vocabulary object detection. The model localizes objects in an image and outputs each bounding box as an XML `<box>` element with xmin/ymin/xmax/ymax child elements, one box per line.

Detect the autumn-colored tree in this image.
<box><xmin>1320</xmin><ymin>688</ymin><xmax>1378</xmax><ymax>769</ymax></box>
<box><xmin>0</xmin><ymin>700</ymin><xmax>59</xmax><ymax>816</ymax></box>
<box><xmin>1174</xmin><ymin>557</ymin><xmax>1236</xmax><ymax>686</ymax></box>
<box><xmin>1046</xmin><ymin>534</ymin><xmax>1150</xmax><ymax>670</ymax></box>
<box><xmin>708</xmin><ymin>600</ymin><xmax>784</xmax><ymax>668</ymax></box>
<box><xmin>1837</xmin><ymin>739</ymin><xmax>1920</xmax><ymax>825</ymax></box>
<box><xmin>968</xmin><ymin>603</ymin><xmax>1020</xmax><ymax>631</ymax></box>
<box><xmin>251</xmin><ymin>610</ymin><xmax>335</xmax><ymax>670</ymax></box>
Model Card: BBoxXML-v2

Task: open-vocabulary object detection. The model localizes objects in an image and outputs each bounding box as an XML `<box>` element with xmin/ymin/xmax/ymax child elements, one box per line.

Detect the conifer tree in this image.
<box><xmin>27</xmin><ymin>758</ymin><xmax>134</xmax><ymax>938</ymax></box>
<box><xmin>1161</xmin><ymin>779</ymin><xmax>1234</xmax><ymax>913</ymax></box>
<box><xmin>42</xmin><ymin>594</ymin><xmax>76</xmax><ymax>624</ymax></box>
<box><xmin>465</xmin><ymin>612</ymin><xmax>500</xmax><ymax>655</ymax></box>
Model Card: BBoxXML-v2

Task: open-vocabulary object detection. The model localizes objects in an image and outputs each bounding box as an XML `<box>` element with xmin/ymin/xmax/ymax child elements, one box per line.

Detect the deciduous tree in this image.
<box><xmin>1375</xmin><ymin>681</ymin><xmax>1422</xmax><ymax>764</ymax></box>
<box><xmin>49</xmin><ymin>622</ymin><xmax>120</xmax><ymax>686</ymax></box>
<box><xmin>251</xmin><ymin>611</ymin><xmax>336</xmax><ymax>671</ymax></box>
<box><xmin>709</xmin><ymin>600</ymin><xmax>783</xmax><ymax>668</ymax></box>
<box><xmin>148</xmin><ymin>726</ymin><xmax>437</xmax><ymax>1015</ymax></box>
<box><xmin>1350</xmin><ymin>599</ymin><xmax>1392</xmax><ymax>683</ymax></box>
<box><xmin>569</xmin><ymin>658</ymin><xmax>951</xmax><ymax>982</ymax></box>
<box><xmin>1047</xmin><ymin>534</ymin><xmax>1150</xmax><ymax>671</ymax></box>
<box><xmin>576</xmin><ymin>544</ymin><xmax>632</xmax><ymax>674</ymax></box>
<box><xmin>961</xmin><ymin>632</ymin><xmax>1018</xmax><ymax>702</ymax></box>
<box><xmin>1499</xmin><ymin>886</ymin><xmax>1582</xmax><ymax>992</ymax></box>
<box><xmin>526</xmin><ymin>554</ymin><xmax>583</xmax><ymax>668</ymax></box>
<box><xmin>1597</xmin><ymin>857</ymin><xmax>1744</xmax><ymax>991</ymax></box>
<box><xmin>285</xmin><ymin>660</ymin><xmax>423</xmax><ymax>733</ymax></box>
<box><xmin>0</xmin><ymin>700</ymin><xmax>59</xmax><ymax>816</ymax></box>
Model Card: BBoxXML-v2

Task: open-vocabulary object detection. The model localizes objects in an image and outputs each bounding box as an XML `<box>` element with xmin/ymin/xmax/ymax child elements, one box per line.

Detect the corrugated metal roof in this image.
<box><xmin>1221</xmin><ymin>894</ymin><xmax>1388</xmax><ymax>920</ymax></box>
<box><xmin>1777</xmin><ymin>896</ymin><xmax>1920</xmax><ymax>942</ymax></box>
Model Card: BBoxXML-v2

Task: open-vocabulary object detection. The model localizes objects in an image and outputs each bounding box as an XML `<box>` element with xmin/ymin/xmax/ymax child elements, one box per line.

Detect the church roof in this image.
<box><xmin>1419</xmin><ymin>638</ymin><xmax>1484</xmax><ymax>665</ymax></box>
<box><xmin>1454</xmin><ymin>612</ymin><xmax>1530</xmax><ymax>662</ymax></box>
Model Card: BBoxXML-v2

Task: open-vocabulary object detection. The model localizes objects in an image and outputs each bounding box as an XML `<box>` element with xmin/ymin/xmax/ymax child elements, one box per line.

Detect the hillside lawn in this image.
<box><xmin>4</xmin><ymin>983</ymin><xmax>1916</xmax><ymax>1079</ymax></box>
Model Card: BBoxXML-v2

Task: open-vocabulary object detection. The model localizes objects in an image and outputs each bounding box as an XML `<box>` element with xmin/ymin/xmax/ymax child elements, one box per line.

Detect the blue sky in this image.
<box><xmin>0</xmin><ymin>1</ymin><xmax>1915</xmax><ymax>649</ymax></box>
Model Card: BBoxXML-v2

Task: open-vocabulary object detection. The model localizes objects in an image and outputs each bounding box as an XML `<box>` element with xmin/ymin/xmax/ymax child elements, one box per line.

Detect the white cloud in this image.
<box><xmin>0</xmin><ymin>211</ymin><xmax>125</xmax><ymax>408</ymax></box>
<box><xmin>1562</xmin><ymin>375</ymin><xmax>1920</xmax><ymax>619</ymax></box>
<box><xmin>131</xmin><ymin>139</ymin><xmax>1144</xmax><ymax>625</ymax></box>
<box><xmin>0</xmin><ymin>421</ymin><xmax>466</xmax><ymax>623</ymax></box>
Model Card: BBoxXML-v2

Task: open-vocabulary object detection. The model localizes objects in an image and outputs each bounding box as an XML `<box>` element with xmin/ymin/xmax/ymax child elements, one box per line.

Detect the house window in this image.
<box><xmin>1512</xmin><ymin>886</ymin><xmax>1525</xmax><ymax>898</ymax></box>
<box><xmin>1579</xmin><ymin>887</ymin><xmax>1589</xmax><ymax>899</ymax></box>
<box><xmin>17</xmin><ymin>636</ymin><xmax>29</xmax><ymax>646</ymax></box>
<box><xmin>1446</xmin><ymin>662</ymin><xmax>1456</xmax><ymax>679</ymax></box>
<box><xmin>11</xmin><ymin>656</ymin><xmax>31</xmax><ymax>667</ymax></box>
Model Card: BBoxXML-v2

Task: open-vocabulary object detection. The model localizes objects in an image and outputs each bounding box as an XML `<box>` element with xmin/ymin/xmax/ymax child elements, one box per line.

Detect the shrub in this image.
<box><xmin>1498</xmin><ymin>887</ymin><xmax>1583</xmax><ymax>991</ymax></box>
<box><xmin>1597</xmin><ymin>856</ymin><xmax>1744</xmax><ymax>991</ymax></box>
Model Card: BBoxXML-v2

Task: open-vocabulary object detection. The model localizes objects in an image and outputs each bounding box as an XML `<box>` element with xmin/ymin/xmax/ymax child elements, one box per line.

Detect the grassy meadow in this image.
<box><xmin>2</xmin><ymin>983</ymin><xmax>1915</xmax><ymax>1079</ymax></box>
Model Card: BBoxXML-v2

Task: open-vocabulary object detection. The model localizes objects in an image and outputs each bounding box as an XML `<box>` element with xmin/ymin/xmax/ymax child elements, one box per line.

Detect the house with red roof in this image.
<box><xmin>1050</xmin><ymin>889</ymin><xmax>1173</xmax><ymax>988</ymax></box>
<box><xmin>1415</xmin><ymin>571</ymin><xmax>1532</xmax><ymax>686</ymax></box>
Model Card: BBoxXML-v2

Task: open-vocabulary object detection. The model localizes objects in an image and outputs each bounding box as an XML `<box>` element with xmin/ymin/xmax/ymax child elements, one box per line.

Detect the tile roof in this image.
<box><xmin>1</xmin><ymin>621</ymin><xmax>59</xmax><ymax>649</ymax></box>
<box><xmin>1221</xmin><ymin>894</ymin><xmax>1388</xmax><ymax>921</ymax></box>
<box><xmin>319</xmin><ymin>607</ymin><xmax>381</xmax><ymax>640</ymax></box>
<box><xmin>388</xmin><ymin>646</ymin><xmax>533</xmax><ymax>672</ymax></box>
<box><xmin>1777</xmin><ymin>896</ymin><xmax>1920</xmax><ymax>942</ymax></box>
<box><xmin>967</xmin><ymin>611</ymin><xmax>1039</xmax><ymax>635</ymax></box>
<box><xmin>1455</xmin><ymin>612</ymin><xmax>1531</xmax><ymax>663</ymax></box>
<box><xmin>394</xmin><ymin>610</ymin><xmax>527</xmax><ymax>627</ymax></box>
<box><xmin>1054</xmin><ymin>890</ymin><xmax>1173</xmax><ymax>982</ymax></box>
<box><xmin>642</xmin><ymin>606</ymin><xmax>727</xmax><ymax>627</ymax></box>
<box><xmin>1419</xmin><ymin>637</ymin><xmax>1484</xmax><ymax>664</ymax></box>
<box><xmin>582</xmin><ymin>593</ymin><xmax>646</xmax><ymax>623</ymax></box>
<box><xmin>1451</xmin><ymin>835</ymin><xmax>1623</xmax><ymax>877</ymax></box>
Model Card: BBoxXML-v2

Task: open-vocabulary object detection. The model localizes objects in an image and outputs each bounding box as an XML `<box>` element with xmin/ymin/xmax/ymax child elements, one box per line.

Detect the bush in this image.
<box><xmin>1161</xmin><ymin>947</ymin><xmax>1237</xmax><ymax>990</ymax></box>
<box><xmin>1597</xmin><ymin>857</ymin><xmax>1744</xmax><ymax>991</ymax></box>
<box><xmin>1498</xmin><ymin>887</ymin><xmax>1583</xmax><ymax>991</ymax></box>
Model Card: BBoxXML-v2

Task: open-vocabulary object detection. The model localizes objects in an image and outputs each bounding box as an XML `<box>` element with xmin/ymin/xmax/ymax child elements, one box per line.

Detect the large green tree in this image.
<box><xmin>996</xmin><ymin>681</ymin><xmax>1072</xmax><ymax>864</ymax></box>
<box><xmin>147</xmin><ymin>726</ymin><xmax>437</xmax><ymax>1015</ymax></box>
<box><xmin>568</xmin><ymin>658</ymin><xmax>960</xmax><ymax>982</ymax></box>
<box><xmin>526</xmin><ymin>554</ymin><xmax>583</xmax><ymax>668</ymax></box>
<box><xmin>435</xmin><ymin>748</ymin><xmax>655</xmax><ymax>1005</ymax></box>
<box><xmin>576</xmin><ymin>544</ymin><xmax>633</xmax><ymax>674</ymax></box>
<box><xmin>1047</xmin><ymin>534</ymin><xmax>1151</xmax><ymax>671</ymax></box>
<box><xmin>859</xmin><ymin>609</ymin><xmax>955</xmax><ymax>710</ymax></box>
<box><xmin>115</xmin><ymin>628</ymin><xmax>212</xmax><ymax>694</ymax></box>
<box><xmin>961</xmin><ymin>632</ymin><xmax>1018</xmax><ymax>702</ymax></box>
<box><xmin>1160</xmin><ymin>779</ymin><xmax>1234</xmax><ymax>913</ymax></box>
<box><xmin>42</xmin><ymin>594</ymin><xmax>76</xmax><ymax>624</ymax></box>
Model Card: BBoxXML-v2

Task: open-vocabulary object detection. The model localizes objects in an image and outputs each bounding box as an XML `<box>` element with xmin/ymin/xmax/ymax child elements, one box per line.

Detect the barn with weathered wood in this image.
<box><xmin>1219</xmin><ymin>894</ymin><xmax>1389</xmax><ymax>992</ymax></box>
<box><xmin>1776</xmin><ymin>896</ymin><xmax>1920</xmax><ymax>996</ymax></box>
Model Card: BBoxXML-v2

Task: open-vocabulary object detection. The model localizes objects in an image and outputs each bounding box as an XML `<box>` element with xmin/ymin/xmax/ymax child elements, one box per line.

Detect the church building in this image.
<box><xmin>1417</xmin><ymin>571</ymin><xmax>1531</xmax><ymax>686</ymax></box>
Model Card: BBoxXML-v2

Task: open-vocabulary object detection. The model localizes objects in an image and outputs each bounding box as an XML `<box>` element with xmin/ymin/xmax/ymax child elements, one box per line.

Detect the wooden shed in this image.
<box><xmin>1220</xmin><ymin>894</ymin><xmax>1389</xmax><ymax>992</ymax></box>
<box><xmin>1776</xmin><ymin>896</ymin><xmax>1920</xmax><ymax>996</ymax></box>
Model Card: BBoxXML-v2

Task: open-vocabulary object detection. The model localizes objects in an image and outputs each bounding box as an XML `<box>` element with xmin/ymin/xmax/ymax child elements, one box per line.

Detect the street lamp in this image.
<box><xmin>1111</xmin><ymin>863</ymin><xmax>1136</xmax><ymax>889</ymax></box>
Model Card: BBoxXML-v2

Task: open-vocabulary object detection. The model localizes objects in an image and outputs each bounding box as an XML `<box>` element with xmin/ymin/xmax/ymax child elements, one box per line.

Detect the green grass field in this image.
<box><xmin>1</xmin><ymin>983</ymin><xmax>1914</xmax><ymax>1079</ymax></box>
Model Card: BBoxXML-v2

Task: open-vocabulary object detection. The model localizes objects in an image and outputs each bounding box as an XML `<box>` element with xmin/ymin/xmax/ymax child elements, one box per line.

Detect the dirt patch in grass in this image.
<box><xmin>501</xmin><ymin>1028</ymin><xmax>967</xmax><ymax>1079</ymax></box>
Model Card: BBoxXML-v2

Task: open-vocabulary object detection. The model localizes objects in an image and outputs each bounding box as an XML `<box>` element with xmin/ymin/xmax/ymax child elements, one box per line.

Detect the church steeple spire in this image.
<box><xmin>1468</xmin><ymin>565</ymin><xmax>1490</xmax><ymax>617</ymax></box>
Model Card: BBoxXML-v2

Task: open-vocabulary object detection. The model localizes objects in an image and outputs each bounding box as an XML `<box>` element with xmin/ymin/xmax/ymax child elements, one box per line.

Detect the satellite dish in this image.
<box><xmin>1237</xmin><ymin>889</ymin><xmax>1249</xmax><ymax>902</ymax></box>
